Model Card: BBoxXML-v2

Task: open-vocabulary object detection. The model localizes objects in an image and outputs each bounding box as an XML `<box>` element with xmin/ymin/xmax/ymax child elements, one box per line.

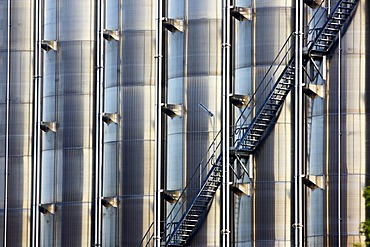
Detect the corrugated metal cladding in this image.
<box><xmin>0</xmin><ymin>0</ymin><xmax>368</xmax><ymax>246</ymax></box>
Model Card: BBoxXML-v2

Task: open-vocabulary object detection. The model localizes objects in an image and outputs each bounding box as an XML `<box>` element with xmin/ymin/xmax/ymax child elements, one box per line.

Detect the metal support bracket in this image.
<box><xmin>39</xmin><ymin>203</ymin><xmax>55</xmax><ymax>215</ymax></box>
<box><xmin>303</xmin><ymin>175</ymin><xmax>325</xmax><ymax>190</ymax></box>
<box><xmin>230</xmin><ymin>94</ymin><xmax>251</xmax><ymax>108</ymax></box>
<box><xmin>230</xmin><ymin>6</ymin><xmax>253</xmax><ymax>21</ymax></box>
<box><xmin>41</xmin><ymin>40</ymin><xmax>58</xmax><ymax>51</ymax></box>
<box><xmin>303</xmin><ymin>0</ymin><xmax>323</xmax><ymax>9</ymax></box>
<box><xmin>303</xmin><ymin>83</ymin><xmax>325</xmax><ymax>99</ymax></box>
<box><xmin>163</xmin><ymin>190</ymin><xmax>181</xmax><ymax>204</ymax></box>
<box><xmin>103</xmin><ymin>29</ymin><xmax>120</xmax><ymax>41</ymax></box>
<box><xmin>101</xmin><ymin>196</ymin><xmax>119</xmax><ymax>208</ymax></box>
<box><xmin>162</xmin><ymin>18</ymin><xmax>184</xmax><ymax>33</ymax></box>
<box><xmin>102</xmin><ymin>112</ymin><xmax>120</xmax><ymax>125</ymax></box>
<box><xmin>162</xmin><ymin>103</ymin><xmax>184</xmax><ymax>118</ymax></box>
<box><xmin>231</xmin><ymin>183</ymin><xmax>251</xmax><ymax>197</ymax></box>
<box><xmin>40</xmin><ymin>121</ymin><xmax>57</xmax><ymax>132</ymax></box>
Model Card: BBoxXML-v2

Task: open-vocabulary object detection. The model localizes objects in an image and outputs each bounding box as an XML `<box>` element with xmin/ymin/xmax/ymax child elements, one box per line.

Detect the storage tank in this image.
<box><xmin>163</xmin><ymin>0</ymin><xmax>223</xmax><ymax>246</ymax></box>
<box><xmin>102</xmin><ymin>0</ymin><xmax>157</xmax><ymax>246</ymax></box>
<box><xmin>0</xmin><ymin>1</ymin><xmax>34</xmax><ymax>245</ymax></box>
<box><xmin>0</xmin><ymin>1</ymin><xmax>368</xmax><ymax>246</ymax></box>
<box><xmin>305</xmin><ymin>3</ymin><xmax>327</xmax><ymax>245</ymax></box>
<box><xmin>232</xmin><ymin>0</ymin><xmax>254</xmax><ymax>245</ymax></box>
<box><xmin>249</xmin><ymin>1</ymin><xmax>294</xmax><ymax>245</ymax></box>
<box><xmin>40</xmin><ymin>1</ymin><xmax>96</xmax><ymax>246</ymax></box>
<box><xmin>306</xmin><ymin>0</ymin><xmax>369</xmax><ymax>246</ymax></box>
<box><xmin>164</xmin><ymin>1</ymin><xmax>222</xmax><ymax>246</ymax></box>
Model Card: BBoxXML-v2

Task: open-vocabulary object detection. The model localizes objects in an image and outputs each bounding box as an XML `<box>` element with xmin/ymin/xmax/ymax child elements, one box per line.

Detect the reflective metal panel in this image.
<box><xmin>326</xmin><ymin>2</ymin><xmax>369</xmax><ymax>242</ymax></box>
<box><xmin>0</xmin><ymin>0</ymin><xmax>35</xmax><ymax>245</ymax></box>
<box><xmin>249</xmin><ymin>1</ymin><xmax>294</xmax><ymax>246</ymax></box>
<box><xmin>306</xmin><ymin>1</ymin><xmax>369</xmax><ymax>246</ymax></box>
<box><xmin>165</xmin><ymin>1</ymin><xmax>222</xmax><ymax>246</ymax></box>
<box><xmin>102</xmin><ymin>1</ymin><xmax>157</xmax><ymax>246</ymax></box>
<box><xmin>233</xmin><ymin>1</ymin><xmax>253</xmax><ymax>246</ymax></box>
<box><xmin>40</xmin><ymin>1</ymin><xmax>96</xmax><ymax>246</ymax></box>
<box><xmin>0</xmin><ymin>2</ymin><xmax>8</xmax><ymax>244</ymax></box>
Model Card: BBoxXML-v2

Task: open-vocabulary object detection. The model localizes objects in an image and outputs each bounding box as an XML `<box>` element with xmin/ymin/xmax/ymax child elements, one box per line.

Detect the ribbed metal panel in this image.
<box><xmin>40</xmin><ymin>0</ymin><xmax>96</xmax><ymax>246</ymax></box>
<box><xmin>166</xmin><ymin>1</ymin><xmax>222</xmax><ymax>246</ymax></box>
<box><xmin>332</xmin><ymin>0</ymin><xmax>368</xmax><ymax>241</ymax></box>
<box><xmin>6</xmin><ymin>209</ymin><xmax>31</xmax><ymax>245</ymax></box>
<box><xmin>0</xmin><ymin>1</ymin><xmax>8</xmax><ymax>244</ymax></box>
<box><xmin>306</xmin><ymin>1</ymin><xmax>369</xmax><ymax>246</ymax></box>
<box><xmin>102</xmin><ymin>0</ymin><xmax>156</xmax><ymax>246</ymax></box>
<box><xmin>0</xmin><ymin>0</ymin><xmax>34</xmax><ymax>246</ymax></box>
<box><xmin>253</xmin><ymin>1</ymin><xmax>294</xmax><ymax>246</ymax></box>
<box><xmin>0</xmin><ymin>0</ymin><xmax>367</xmax><ymax>245</ymax></box>
<box><xmin>233</xmin><ymin>1</ymin><xmax>253</xmax><ymax>246</ymax></box>
<box><xmin>101</xmin><ymin>1</ymin><xmax>120</xmax><ymax>245</ymax></box>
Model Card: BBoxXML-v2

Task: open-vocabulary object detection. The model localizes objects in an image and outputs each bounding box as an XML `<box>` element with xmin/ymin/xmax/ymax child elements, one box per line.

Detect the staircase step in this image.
<box><xmin>332</xmin><ymin>15</ymin><xmax>346</xmax><ymax>21</ymax></box>
<box><xmin>318</xmin><ymin>38</ymin><xmax>333</xmax><ymax>42</ymax></box>
<box><xmin>324</xmin><ymin>27</ymin><xmax>340</xmax><ymax>32</ymax></box>
<box><xmin>335</xmin><ymin>12</ymin><xmax>350</xmax><ymax>17</ymax></box>
<box><xmin>321</xmin><ymin>32</ymin><xmax>336</xmax><ymax>37</ymax></box>
<box><xmin>249</xmin><ymin>133</ymin><xmax>262</xmax><ymax>138</ymax></box>
<box><xmin>338</xmin><ymin>6</ymin><xmax>354</xmax><ymax>11</ymax></box>
<box><xmin>315</xmin><ymin>43</ymin><xmax>329</xmax><ymax>48</ymax></box>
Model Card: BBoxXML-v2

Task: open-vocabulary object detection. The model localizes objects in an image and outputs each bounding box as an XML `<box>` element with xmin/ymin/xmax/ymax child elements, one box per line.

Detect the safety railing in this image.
<box><xmin>163</xmin><ymin>130</ymin><xmax>222</xmax><ymax>243</ymax></box>
<box><xmin>232</xmin><ymin>31</ymin><xmax>295</xmax><ymax>148</ymax></box>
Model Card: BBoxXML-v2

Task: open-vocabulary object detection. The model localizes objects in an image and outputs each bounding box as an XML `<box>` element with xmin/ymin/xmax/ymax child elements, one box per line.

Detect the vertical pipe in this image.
<box><xmin>32</xmin><ymin>0</ymin><xmax>42</xmax><ymax>245</ymax></box>
<box><xmin>337</xmin><ymin>30</ymin><xmax>341</xmax><ymax>247</ymax></box>
<box><xmin>94</xmin><ymin>0</ymin><xmax>104</xmax><ymax>245</ymax></box>
<box><xmin>294</xmin><ymin>0</ymin><xmax>304</xmax><ymax>246</ymax></box>
<box><xmin>299</xmin><ymin>1</ymin><xmax>304</xmax><ymax>245</ymax></box>
<box><xmin>3</xmin><ymin>0</ymin><xmax>11</xmax><ymax>245</ymax></box>
<box><xmin>222</xmin><ymin>0</ymin><xmax>231</xmax><ymax>246</ymax></box>
<box><xmin>154</xmin><ymin>0</ymin><xmax>163</xmax><ymax>245</ymax></box>
<box><xmin>252</xmin><ymin>2</ymin><xmax>256</xmax><ymax>246</ymax></box>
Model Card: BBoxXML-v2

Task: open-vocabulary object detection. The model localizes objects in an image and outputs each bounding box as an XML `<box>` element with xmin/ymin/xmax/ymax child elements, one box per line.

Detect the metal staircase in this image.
<box><xmin>233</xmin><ymin>0</ymin><xmax>358</xmax><ymax>155</ymax></box>
<box><xmin>163</xmin><ymin>132</ymin><xmax>223</xmax><ymax>246</ymax></box>
<box><xmin>309</xmin><ymin>0</ymin><xmax>358</xmax><ymax>55</ymax></box>
<box><xmin>139</xmin><ymin>0</ymin><xmax>358</xmax><ymax>246</ymax></box>
<box><xmin>166</xmin><ymin>161</ymin><xmax>223</xmax><ymax>246</ymax></box>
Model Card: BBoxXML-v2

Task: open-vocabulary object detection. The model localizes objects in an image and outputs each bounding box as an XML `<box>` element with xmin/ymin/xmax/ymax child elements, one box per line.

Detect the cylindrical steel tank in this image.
<box><xmin>165</xmin><ymin>1</ymin><xmax>222</xmax><ymax>246</ymax></box>
<box><xmin>0</xmin><ymin>1</ymin><xmax>34</xmax><ymax>245</ymax></box>
<box><xmin>101</xmin><ymin>0</ymin><xmax>120</xmax><ymax>246</ymax></box>
<box><xmin>40</xmin><ymin>1</ymin><xmax>96</xmax><ymax>246</ymax></box>
<box><xmin>232</xmin><ymin>0</ymin><xmax>253</xmax><ymax>245</ymax></box>
<box><xmin>102</xmin><ymin>0</ymin><xmax>157</xmax><ymax>246</ymax></box>
<box><xmin>243</xmin><ymin>0</ymin><xmax>294</xmax><ymax>246</ymax></box>
<box><xmin>305</xmin><ymin>3</ymin><xmax>327</xmax><ymax>246</ymax></box>
<box><xmin>0</xmin><ymin>1</ymin><xmax>368</xmax><ymax>246</ymax></box>
<box><xmin>307</xmin><ymin>1</ymin><xmax>370</xmax><ymax>246</ymax></box>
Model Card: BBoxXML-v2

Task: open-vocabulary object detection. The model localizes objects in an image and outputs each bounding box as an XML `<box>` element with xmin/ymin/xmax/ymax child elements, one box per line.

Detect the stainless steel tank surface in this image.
<box><xmin>0</xmin><ymin>0</ymin><xmax>34</xmax><ymax>246</ymax></box>
<box><xmin>307</xmin><ymin>0</ymin><xmax>370</xmax><ymax>246</ymax></box>
<box><xmin>0</xmin><ymin>0</ymin><xmax>368</xmax><ymax>246</ymax></box>
<box><xmin>40</xmin><ymin>0</ymin><xmax>96</xmax><ymax>246</ymax></box>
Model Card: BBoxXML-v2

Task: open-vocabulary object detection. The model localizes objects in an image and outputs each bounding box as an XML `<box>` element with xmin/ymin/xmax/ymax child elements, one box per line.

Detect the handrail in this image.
<box><xmin>307</xmin><ymin>0</ymin><xmax>358</xmax><ymax>52</ymax></box>
<box><xmin>163</xmin><ymin>130</ymin><xmax>222</xmax><ymax>242</ymax></box>
<box><xmin>138</xmin><ymin>222</ymin><xmax>154</xmax><ymax>247</ymax></box>
<box><xmin>143</xmin><ymin>1</ymin><xmax>359</xmax><ymax>246</ymax></box>
<box><xmin>165</xmin><ymin>154</ymin><xmax>223</xmax><ymax>245</ymax></box>
<box><xmin>305</xmin><ymin>1</ymin><xmax>327</xmax><ymax>49</ymax></box>
<box><xmin>232</xmin><ymin>32</ymin><xmax>295</xmax><ymax>146</ymax></box>
<box><xmin>306</xmin><ymin>0</ymin><xmax>326</xmax><ymax>33</ymax></box>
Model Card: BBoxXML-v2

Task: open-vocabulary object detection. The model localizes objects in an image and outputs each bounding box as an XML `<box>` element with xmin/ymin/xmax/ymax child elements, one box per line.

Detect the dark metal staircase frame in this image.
<box><xmin>139</xmin><ymin>0</ymin><xmax>358</xmax><ymax>246</ymax></box>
